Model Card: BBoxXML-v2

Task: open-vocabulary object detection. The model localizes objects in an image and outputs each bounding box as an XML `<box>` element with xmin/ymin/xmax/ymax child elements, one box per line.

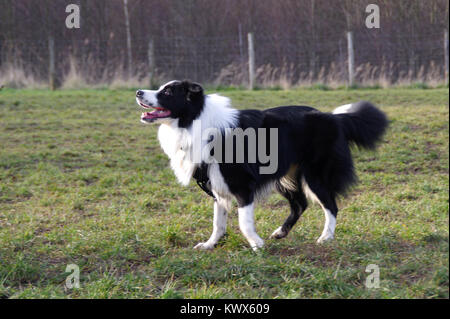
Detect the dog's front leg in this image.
<box><xmin>194</xmin><ymin>197</ymin><xmax>230</xmax><ymax>250</ymax></box>
<box><xmin>238</xmin><ymin>202</ymin><xmax>264</xmax><ymax>251</ymax></box>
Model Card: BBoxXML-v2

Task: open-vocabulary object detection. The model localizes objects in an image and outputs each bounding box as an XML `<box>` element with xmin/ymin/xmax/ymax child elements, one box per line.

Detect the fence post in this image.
<box><xmin>445</xmin><ymin>30</ymin><xmax>449</xmax><ymax>85</ymax></box>
<box><xmin>148</xmin><ymin>39</ymin><xmax>155</xmax><ymax>88</ymax></box>
<box><xmin>248</xmin><ymin>32</ymin><xmax>255</xmax><ymax>90</ymax></box>
<box><xmin>347</xmin><ymin>31</ymin><xmax>355</xmax><ymax>87</ymax></box>
<box><xmin>238</xmin><ymin>23</ymin><xmax>244</xmax><ymax>65</ymax></box>
<box><xmin>123</xmin><ymin>0</ymin><xmax>132</xmax><ymax>79</ymax></box>
<box><xmin>48</xmin><ymin>36</ymin><xmax>56</xmax><ymax>90</ymax></box>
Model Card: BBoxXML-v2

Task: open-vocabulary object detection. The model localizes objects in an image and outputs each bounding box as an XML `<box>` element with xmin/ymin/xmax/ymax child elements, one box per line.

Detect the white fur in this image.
<box><xmin>158</xmin><ymin>80</ymin><xmax>178</xmax><ymax>91</ymax></box>
<box><xmin>194</xmin><ymin>197</ymin><xmax>231</xmax><ymax>250</ymax></box>
<box><xmin>157</xmin><ymin>93</ymin><xmax>239</xmax><ymax>188</ymax></box>
<box><xmin>270</xmin><ymin>226</ymin><xmax>286</xmax><ymax>239</ymax></box>
<box><xmin>158</xmin><ymin>121</ymin><xmax>196</xmax><ymax>186</ymax></box>
<box><xmin>301</xmin><ymin>176</ymin><xmax>321</xmax><ymax>204</ymax></box>
<box><xmin>317</xmin><ymin>209</ymin><xmax>336</xmax><ymax>243</ymax></box>
<box><xmin>332</xmin><ymin>103</ymin><xmax>353</xmax><ymax>114</ymax></box>
<box><xmin>254</xmin><ymin>181</ymin><xmax>276</xmax><ymax>202</ymax></box>
<box><xmin>208</xmin><ymin>163</ymin><xmax>232</xmax><ymax>199</ymax></box>
<box><xmin>238</xmin><ymin>203</ymin><xmax>264</xmax><ymax>251</ymax></box>
<box><xmin>301</xmin><ymin>176</ymin><xmax>336</xmax><ymax>243</ymax></box>
<box><xmin>199</xmin><ymin>94</ymin><xmax>239</xmax><ymax>131</ymax></box>
<box><xmin>279</xmin><ymin>165</ymin><xmax>298</xmax><ymax>192</ymax></box>
<box><xmin>137</xmin><ymin>90</ymin><xmax>158</xmax><ymax>107</ymax></box>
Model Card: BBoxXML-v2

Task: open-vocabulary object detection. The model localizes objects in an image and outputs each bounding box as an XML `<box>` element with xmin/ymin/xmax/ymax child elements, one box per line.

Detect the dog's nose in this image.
<box><xmin>136</xmin><ymin>90</ymin><xmax>144</xmax><ymax>97</ymax></box>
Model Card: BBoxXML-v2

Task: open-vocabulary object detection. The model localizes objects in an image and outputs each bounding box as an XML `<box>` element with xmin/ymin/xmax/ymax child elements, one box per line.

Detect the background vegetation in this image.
<box><xmin>0</xmin><ymin>0</ymin><xmax>449</xmax><ymax>88</ymax></box>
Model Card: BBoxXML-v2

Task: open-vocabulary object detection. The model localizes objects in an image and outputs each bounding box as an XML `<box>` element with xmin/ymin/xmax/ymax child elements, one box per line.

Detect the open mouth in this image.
<box><xmin>139</xmin><ymin>102</ymin><xmax>171</xmax><ymax>122</ymax></box>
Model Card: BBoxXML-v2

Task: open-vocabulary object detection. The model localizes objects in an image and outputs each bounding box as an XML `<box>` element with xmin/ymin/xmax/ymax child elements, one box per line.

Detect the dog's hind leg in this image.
<box><xmin>270</xmin><ymin>184</ymin><xmax>308</xmax><ymax>239</ymax></box>
<box><xmin>237</xmin><ymin>200</ymin><xmax>264</xmax><ymax>251</ymax></box>
<box><xmin>301</xmin><ymin>175</ymin><xmax>338</xmax><ymax>243</ymax></box>
<box><xmin>194</xmin><ymin>196</ymin><xmax>231</xmax><ymax>250</ymax></box>
<box><xmin>316</xmin><ymin>207</ymin><xmax>337</xmax><ymax>243</ymax></box>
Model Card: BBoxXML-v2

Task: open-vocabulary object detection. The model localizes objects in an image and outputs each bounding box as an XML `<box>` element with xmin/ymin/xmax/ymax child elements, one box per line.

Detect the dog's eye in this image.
<box><xmin>164</xmin><ymin>88</ymin><xmax>172</xmax><ymax>96</ymax></box>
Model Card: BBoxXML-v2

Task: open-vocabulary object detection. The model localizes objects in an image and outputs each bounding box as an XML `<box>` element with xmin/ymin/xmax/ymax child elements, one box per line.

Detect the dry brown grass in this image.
<box><xmin>0</xmin><ymin>58</ymin><xmax>447</xmax><ymax>89</ymax></box>
<box><xmin>61</xmin><ymin>55</ymin><xmax>151</xmax><ymax>89</ymax></box>
<box><xmin>214</xmin><ymin>60</ymin><xmax>447</xmax><ymax>89</ymax></box>
<box><xmin>0</xmin><ymin>62</ymin><xmax>46</xmax><ymax>89</ymax></box>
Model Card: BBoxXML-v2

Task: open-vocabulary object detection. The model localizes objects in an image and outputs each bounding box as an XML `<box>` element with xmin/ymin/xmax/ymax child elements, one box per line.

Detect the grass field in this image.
<box><xmin>0</xmin><ymin>87</ymin><xmax>448</xmax><ymax>299</ymax></box>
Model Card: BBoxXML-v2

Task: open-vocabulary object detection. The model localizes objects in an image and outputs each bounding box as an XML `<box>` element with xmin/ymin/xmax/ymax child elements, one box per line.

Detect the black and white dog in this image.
<box><xmin>136</xmin><ymin>80</ymin><xmax>387</xmax><ymax>251</ymax></box>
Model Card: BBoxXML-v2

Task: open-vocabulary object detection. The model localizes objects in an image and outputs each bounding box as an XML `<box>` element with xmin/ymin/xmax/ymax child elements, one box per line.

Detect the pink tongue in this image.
<box><xmin>143</xmin><ymin>110</ymin><xmax>171</xmax><ymax>119</ymax></box>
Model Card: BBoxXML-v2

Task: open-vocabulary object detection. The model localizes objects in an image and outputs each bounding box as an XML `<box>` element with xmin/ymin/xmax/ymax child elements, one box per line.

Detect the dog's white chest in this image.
<box><xmin>158</xmin><ymin>123</ymin><xmax>196</xmax><ymax>186</ymax></box>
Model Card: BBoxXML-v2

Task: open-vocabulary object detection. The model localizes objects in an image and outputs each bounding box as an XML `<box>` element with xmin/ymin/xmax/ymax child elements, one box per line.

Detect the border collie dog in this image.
<box><xmin>136</xmin><ymin>80</ymin><xmax>387</xmax><ymax>251</ymax></box>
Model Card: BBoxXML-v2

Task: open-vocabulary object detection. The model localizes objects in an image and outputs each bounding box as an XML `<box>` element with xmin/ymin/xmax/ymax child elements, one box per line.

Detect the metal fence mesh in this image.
<box><xmin>0</xmin><ymin>31</ymin><xmax>447</xmax><ymax>87</ymax></box>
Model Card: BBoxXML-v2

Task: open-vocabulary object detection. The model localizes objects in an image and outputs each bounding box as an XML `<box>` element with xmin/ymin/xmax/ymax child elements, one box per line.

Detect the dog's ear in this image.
<box><xmin>188</xmin><ymin>82</ymin><xmax>202</xmax><ymax>93</ymax></box>
<box><xmin>183</xmin><ymin>81</ymin><xmax>203</xmax><ymax>101</ymax></box>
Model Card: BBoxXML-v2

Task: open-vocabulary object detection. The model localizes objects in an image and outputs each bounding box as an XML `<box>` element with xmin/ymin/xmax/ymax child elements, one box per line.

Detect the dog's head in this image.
<box><xmin>136</xmin><ymin>80</ymin><xmax>204</xmax><ymax>128</ymax></box>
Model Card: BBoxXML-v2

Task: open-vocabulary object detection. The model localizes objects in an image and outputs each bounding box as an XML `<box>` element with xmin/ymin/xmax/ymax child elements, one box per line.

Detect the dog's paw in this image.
<box><xmin>194</xmin><ymin>242</ymin><xmax>215</xmax><ymax>250</ymax></box>
<box><xmin>250</xmin><ymin>238</ymin><xmax>265</xmax><ymax>252</ymax></box>
<box><xmin>316</xmin><ymin>233</ymin><xmax>334</xmax><ymax>244</ymax></box>
<box><xmin>269</xmin><ymin>226</ymin><xmax>287</xmax><ymax>239</ymax></box>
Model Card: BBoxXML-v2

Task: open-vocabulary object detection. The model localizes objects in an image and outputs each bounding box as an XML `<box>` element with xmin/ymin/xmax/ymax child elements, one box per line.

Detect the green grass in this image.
<box><xmin>0</xmin><ymin>88</ymin><xmax>448</xmax><ymax>299</ymax></box>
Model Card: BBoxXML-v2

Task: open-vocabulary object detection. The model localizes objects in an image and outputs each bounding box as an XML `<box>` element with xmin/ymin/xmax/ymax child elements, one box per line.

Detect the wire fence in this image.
<box><xmin>0</xmin><ymin>30</ymin><xmax>448</xmax><ymax>88</ymax></box>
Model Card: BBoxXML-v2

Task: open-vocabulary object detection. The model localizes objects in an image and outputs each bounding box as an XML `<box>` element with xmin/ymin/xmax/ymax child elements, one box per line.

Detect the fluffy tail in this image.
<box><xmin>333</xmin><ymin>101</ymin><xmax>388</xmax><ymax>149</ymax></box>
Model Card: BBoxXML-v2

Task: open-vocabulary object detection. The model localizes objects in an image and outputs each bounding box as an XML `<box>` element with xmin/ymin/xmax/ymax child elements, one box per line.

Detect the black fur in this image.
<box><xmin>335</xmin><ymin>101</ymin><xmax>388</xmax><ymax>149</ymax></box>
<box><xmin>217</xmin><ymin>102</ymin><xmax>387</xmax><ymax>234</ymax></box>
<box><xmin>156</xmin><ymin>80</ymin><xmax>205</xmax><ymax>128</ymax></box>
<box><xmin>275</xmin><ymin>181</ymin><xmax>308</xmax><ymax>238</ymax></box>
